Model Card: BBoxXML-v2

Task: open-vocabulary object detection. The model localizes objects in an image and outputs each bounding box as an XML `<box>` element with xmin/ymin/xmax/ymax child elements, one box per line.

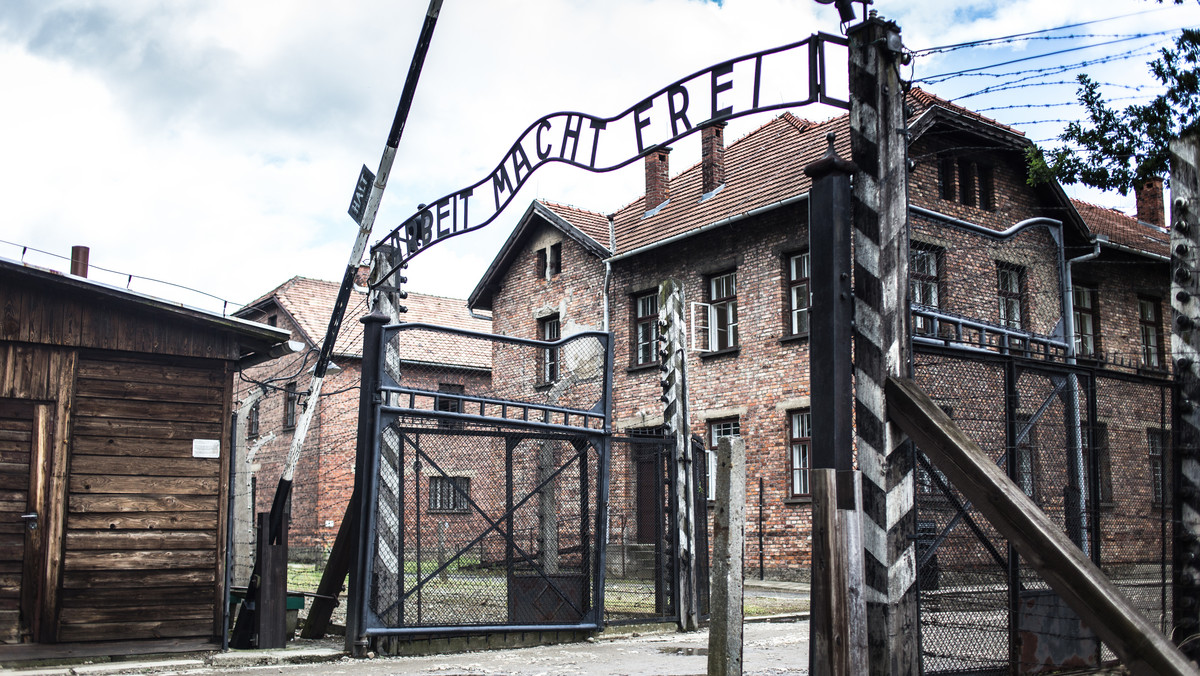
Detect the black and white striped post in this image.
<box><xmin>658</xmin><ymin>278</ymin><xmax>700</xmax><ymax>631</ymax></box>
<box><xmin>848</xmin><ymin>13</ymin><xmax>919</xmax><ymax>674</ymax></box>
<box><xmin>1170</xmin><ymin>132</ymin><xmax>1200</xmax><ymax>659</ymax></box>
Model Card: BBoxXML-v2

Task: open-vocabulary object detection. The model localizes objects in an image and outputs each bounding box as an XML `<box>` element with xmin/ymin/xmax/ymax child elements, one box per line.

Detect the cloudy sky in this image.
<box><xmin>2</xmin><ymin>0</ymin><xmax>1198</xmax><ymax>314</ymax></box>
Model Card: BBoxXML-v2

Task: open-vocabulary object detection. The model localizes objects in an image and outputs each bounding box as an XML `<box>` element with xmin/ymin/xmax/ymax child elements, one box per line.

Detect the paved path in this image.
<box><xmin>8</xmin><ymin>620</ymin><xmax>811</xmax><ymax>676</ymax></box>
<box><xmin>204</xmin><ymin>621</ymin><xmax>810</xmax><ymax>676</ymax></box>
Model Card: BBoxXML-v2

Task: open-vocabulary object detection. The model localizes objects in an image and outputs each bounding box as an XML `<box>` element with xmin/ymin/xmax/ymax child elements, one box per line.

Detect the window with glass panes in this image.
<box><xmin>634</xmin><ymin>292</ymin><xmax>659</xmax><ymax>365</ymax></box>
<box><xmin>540</xmin><ymin>315</ymin><xmax>560</xmax><ymax>382</ymax></box>
<box><xmin>787</xmin><ymin>253</ymin><xmax>810</xmax><ymax>336</ymax></box>
<box><xmin>707</xmin><ymin>418</ymin><xmax>740</xmax><ymax>498</ymax></box>
<box><xmin>283</xmin><ymin>382</ymin><xmax>298</xmax><ymax>429</ymax></box>
<box><xmin>998</xmin><ymin>264</ymin><xmax>1024</xmax><ymax>331</ymax></box>
<box><xmin>429</xmin><ymin>476</ymin><xmax>470</xmax><ymax>513</ymax></box>
<box><xmin>1139</xmin><ymin>298</ymin><xmax>1163</xmax><ymax>368</ymax></box>
<box><xmin>789</xmin><ymin>410</ymin><xmax>811</xmax><ymax>497</ymax></box>
<box><xmin>1083</xmin><ymin>421</ymin><xmax>1112</xmax><ymax>507</ymax></box>
<box><xmin>709</xmin><ymin>271</ymin><xmax>738</xmax><ymax>351</ymax></box>
<box><xmin>1073</xmin><ymin>285</ymin><xmax>1100</xmax><ymax>359</ymax></box>
<box><xmin>911</xmin><ymin>246</ymin><xmax>940</xmax><ymax>335</ymax></box>
<box><xmin>1148</xmin><ymin>428</ymin><xmax>1169</xmax><ymax>504</ymax></box>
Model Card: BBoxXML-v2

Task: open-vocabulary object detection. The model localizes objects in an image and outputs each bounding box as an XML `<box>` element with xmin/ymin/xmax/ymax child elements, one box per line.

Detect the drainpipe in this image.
<box><xmin>1065</xmin><ymin>238</ymin><xmax>1103</xmax><ymax>558</ymax></box>
<box><xmin>603</xmin><ymin>214</ymin><xmax>616</xmax><ymax>333</ymax></box>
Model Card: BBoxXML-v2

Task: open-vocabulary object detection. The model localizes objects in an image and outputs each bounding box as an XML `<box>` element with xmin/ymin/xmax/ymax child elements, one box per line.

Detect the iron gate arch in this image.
<box><xmin>347</xmin><ymin>320</ymin><xmax>706</xmax><ymax>644</ymax></box>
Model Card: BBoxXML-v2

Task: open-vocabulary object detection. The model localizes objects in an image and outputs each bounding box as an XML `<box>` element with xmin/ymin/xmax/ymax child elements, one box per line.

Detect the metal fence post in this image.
<box><xmin>847</xmin><ymin>13</ymin><xmax>919</xmax><ymax>674</ymax></box>
<box><xmin>1170</xmin><ymin>132</ymin><xmax>1200</xmax><ymax>658</ymax></box>
<box><xmin>806</xmin><ymin>131</ymin><xmax>863</xmax><ymax>674</ymax></box>
<box><xmin>345</xmin><ymin>311</ymin><xmax>390</xmax><ymax>656</ymax></box>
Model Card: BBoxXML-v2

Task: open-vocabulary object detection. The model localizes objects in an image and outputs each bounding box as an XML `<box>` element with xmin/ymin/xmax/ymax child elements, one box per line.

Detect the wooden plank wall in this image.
<box><xmin>59</xmin><ymin>357</ymin><xmax>227</xmax><ymax>642</ymax></box>
<box><xmin>2</xmin><ymin>281</ymin><xmax>240</xmax><ymax>361</ymax></box>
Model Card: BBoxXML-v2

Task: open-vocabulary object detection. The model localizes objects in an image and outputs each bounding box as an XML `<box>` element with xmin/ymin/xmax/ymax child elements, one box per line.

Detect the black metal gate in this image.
<box><xmin>347</xmin><ymin>320</ymin><xmax>706</xmax><ymax>642</ymax></box>
<box><xmin>912</xmin><ymin>346</ymin><xmax>1173</xmax><ymax>674</ymax></box>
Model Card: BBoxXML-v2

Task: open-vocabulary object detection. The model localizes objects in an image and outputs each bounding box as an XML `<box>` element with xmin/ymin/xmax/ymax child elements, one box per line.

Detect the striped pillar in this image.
<box><xmin>658</xmin><ymin>278</ymin><xmax>699</xmax><ymax>630</ymax></box>
<box><xmin>1170</xmin><ymin>133</ymin><xmax>1200</xmax><ymax>659</ymax></box>
<box><xmin>848</xmin><ymin>16</ymin><xmax>919</xmax><ymax>674</ymax></box>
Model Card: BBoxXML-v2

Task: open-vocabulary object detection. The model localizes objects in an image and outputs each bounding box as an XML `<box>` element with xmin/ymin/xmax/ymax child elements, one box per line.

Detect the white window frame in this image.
<box><xmin>690</xmin><ymin>271</ymin><xmax>738</xmax><ymax>352</ymax></box>
<box><xmin>541</xmin><ymin>315</ymin><xmax>560</xmax><ymax>383</ymax></box>
<box><xmin>707</xmin><ymin>418</ymin><xmax>740</xmax><ymax>498</ymax></box>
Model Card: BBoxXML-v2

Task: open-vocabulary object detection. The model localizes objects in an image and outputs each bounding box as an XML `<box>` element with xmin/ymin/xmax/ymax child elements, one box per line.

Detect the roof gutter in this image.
<box><xmin>1098</xmin><ymin>238</ymin><xmax>1170</xmax><ymax>262</ymax></box>
<box><xmin>605</xmin><ymin>192</ymin><xmax>809</xmax><ymax>264</ymax></box>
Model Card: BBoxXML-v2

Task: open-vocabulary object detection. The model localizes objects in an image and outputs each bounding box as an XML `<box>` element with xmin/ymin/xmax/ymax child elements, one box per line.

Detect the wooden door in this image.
<box><xmin>0</xmin><ymin>400</ymin><xmax>47</xmax><ymax>644</ymax></box>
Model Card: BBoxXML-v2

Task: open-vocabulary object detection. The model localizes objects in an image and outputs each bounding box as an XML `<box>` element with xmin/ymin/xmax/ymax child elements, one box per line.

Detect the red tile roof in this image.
<box><xmin>1071</xmin><ymin>199</ymin><xmax>1169</xmax><ymax>258</ymax></box>
<box><xmin>607</xmin><ymin>112</ymin><xmax>834</xmax><ymax>256</ymax></box>
<box><xmin>243</xmin><ymin>277</ymin><xmax>491</xmax><ymax>369</ymax></box>
<box><xmin>540</xmin><ymin>201</ymin><xmax>611</xmax><ymax>248</ymax></box>
<box><xmin>906</xmin><ymin>88</ymin><xmax>1024</xmax><ymax>137</ymax></box>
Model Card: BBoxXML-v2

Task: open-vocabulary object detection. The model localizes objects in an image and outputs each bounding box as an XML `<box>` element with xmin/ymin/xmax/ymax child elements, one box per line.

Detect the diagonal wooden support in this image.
<box><xmin>887</xmin><ymin>375</ymin><xmax>1199</xmax><ymax>676</ymax></box>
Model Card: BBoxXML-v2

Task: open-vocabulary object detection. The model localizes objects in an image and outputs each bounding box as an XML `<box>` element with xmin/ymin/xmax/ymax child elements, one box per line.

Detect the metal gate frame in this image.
<box><xmin>346</xmin><ymin>319</ymin><xmax>707</xmax><ymax>646</ymax></box>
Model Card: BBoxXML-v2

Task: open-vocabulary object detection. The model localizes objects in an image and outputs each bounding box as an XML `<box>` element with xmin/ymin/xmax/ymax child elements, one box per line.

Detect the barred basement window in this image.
<box><xmin>429</xmin><ymin>476</ymin><xmax>470</xmax><ymax>513</ymax></box>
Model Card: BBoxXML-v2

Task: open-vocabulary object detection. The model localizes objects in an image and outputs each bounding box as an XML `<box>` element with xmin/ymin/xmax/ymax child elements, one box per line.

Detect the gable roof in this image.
<box><xmin>467</xmin><ymin>200</ymin><xmax>611</xmax><ymax>311</ymax></box>
<box><xmin>1071</xmin><ymin>199</ymin><xmax>1169</xmax><ymax>259</ymax></box>
<box><xmin>238</xmin><ymin>277</ymin><xmax>491</xmax><ymax>368</ymax></box>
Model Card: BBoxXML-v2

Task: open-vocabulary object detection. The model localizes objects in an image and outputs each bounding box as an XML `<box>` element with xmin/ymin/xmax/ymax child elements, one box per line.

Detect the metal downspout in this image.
<box><xmin>1065</xmin><ymin>240</ymin><xmax>1103</xmax><ymax>557</ymax></box>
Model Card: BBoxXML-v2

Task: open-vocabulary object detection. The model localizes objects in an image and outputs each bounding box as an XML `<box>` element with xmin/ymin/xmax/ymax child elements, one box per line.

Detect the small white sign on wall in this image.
<box><xmin>192</xmin><ymin>439</ymin><xmax>221</xmax><ymax>458</ymax></box>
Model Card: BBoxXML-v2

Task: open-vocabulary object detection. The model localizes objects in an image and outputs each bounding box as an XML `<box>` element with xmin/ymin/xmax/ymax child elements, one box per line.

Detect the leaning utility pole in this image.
<box><xmin>230</xmin><ymin>0</ymin><xmax>444</xmax><ymax>647</ymax></box>
<box><xmin>847</xmin><ymin>12</ymin><xmax>919</xmax><ymax>674</ymax></box>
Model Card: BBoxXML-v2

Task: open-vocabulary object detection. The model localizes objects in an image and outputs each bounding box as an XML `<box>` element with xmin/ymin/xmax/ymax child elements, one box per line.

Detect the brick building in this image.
<box><xmin>232</xmin><ymin>274</ymin><xmax>490</xmax><ymax>571</ymax></box>
<box><xmin>467</xmin><ymin>89</ymin><xmax>1171</xmax><ymax>580</ymax></box>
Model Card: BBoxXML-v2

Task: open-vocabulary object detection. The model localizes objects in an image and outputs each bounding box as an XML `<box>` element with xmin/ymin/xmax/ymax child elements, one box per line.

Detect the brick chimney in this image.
<box><xmin>70</xmin><ymin>245</ymin><xmax>89</xmax><ymax>278</ymax></box>
<box><xmin>645</xmin><ymin>147</ymin><xmax>671</xmax><ymax>211</ymax></box>
<box><xmin>702</xmin><ymin>122</ymin><xmax>727</xmax><ymax>194</ymax></box>
<box><xmin>1136</xmin><ymin>177</ymin><xmax>1165</xmax><ymax>228</ymax></box>
<box><xmin>354</xmin><ymin>263</ymin><xmax>371</xmax><ymax>288</ymax></box>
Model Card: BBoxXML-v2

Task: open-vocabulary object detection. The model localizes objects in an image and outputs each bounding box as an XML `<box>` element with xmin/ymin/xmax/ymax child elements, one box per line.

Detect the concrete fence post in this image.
<box><xmin>708</xmin><ymin>435</ymin><xmax>746</xmax><ymax>676</ymax></box>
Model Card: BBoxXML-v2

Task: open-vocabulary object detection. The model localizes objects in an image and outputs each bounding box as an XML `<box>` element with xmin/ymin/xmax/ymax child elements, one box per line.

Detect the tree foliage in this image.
<box><xmin>1027</xmin><ymin>27</ymin><xmax>1200</xmax><ymax>194</ymax></box>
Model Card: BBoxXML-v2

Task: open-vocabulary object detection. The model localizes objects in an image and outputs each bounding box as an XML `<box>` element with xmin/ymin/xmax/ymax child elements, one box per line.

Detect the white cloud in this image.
<box><xmin>0</xmin><ymin>0</ymin><xmax>1193</xmax><ymax>312</ymax></box>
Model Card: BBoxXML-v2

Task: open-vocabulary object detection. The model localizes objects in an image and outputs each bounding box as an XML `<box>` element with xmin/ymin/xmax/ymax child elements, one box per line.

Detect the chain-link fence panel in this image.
<box><xmin>913</xmin><ymin>351</ymin><xmax>1011</xmax><ymax>674</ymax></box>
<box><xmin>605</xmin><ymin>435</ymin><xmax>674</xmax><ymax>625</ymax></box>
<box><xmin>913</xmin><ymin>349</ymin><xmax>1175</xmax><ymax>674</ymax></box>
